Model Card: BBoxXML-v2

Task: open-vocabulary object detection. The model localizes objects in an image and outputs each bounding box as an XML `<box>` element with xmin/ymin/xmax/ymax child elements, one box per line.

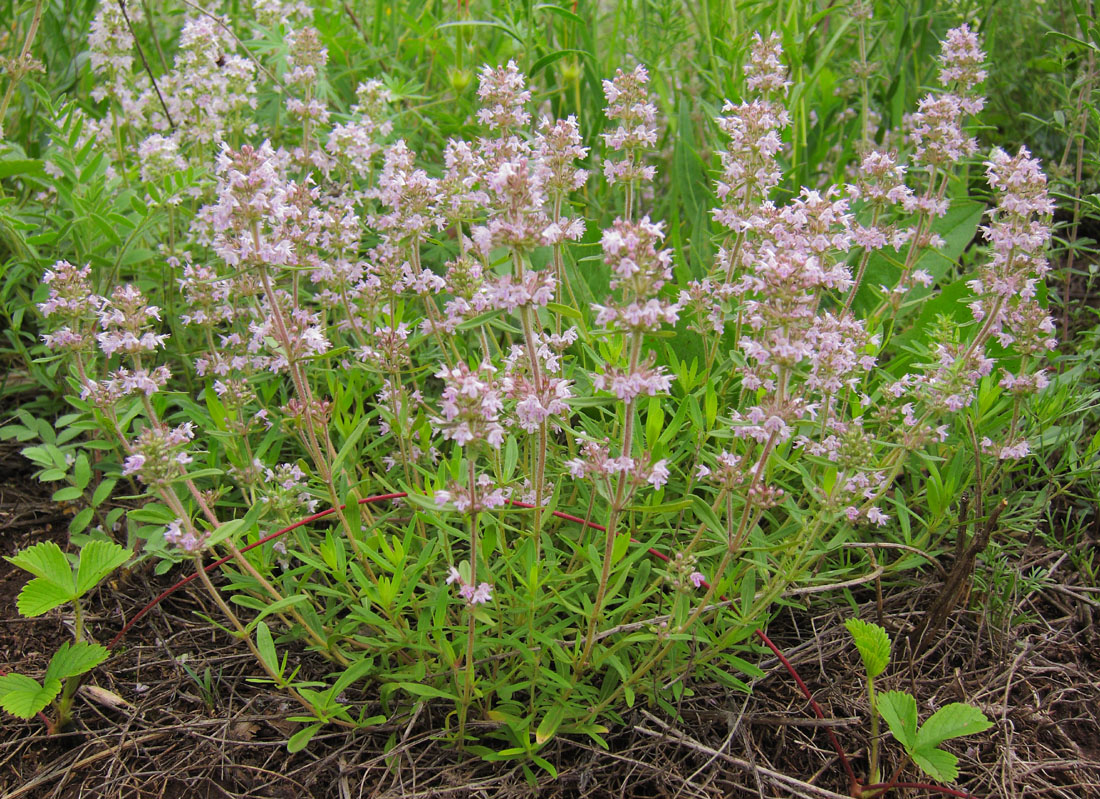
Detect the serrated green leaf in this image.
<box><xmin>75</xmin><ymin>540</ymin><xmax>131</xmax><ymax>596</ymax></box>
<box><xmin>44</xmin><ymin>641</ymin><xmax>110</xmax><ymax>682</ymax></box>
<box><xmin>915</xmin><ymin>703</ymin><xmax>993</xmax><ymax>749</ymax></box>
<box><xmin>6</xmin><ymin>541</ymin><xmax>74</xmax><ymax>591</ymax></box>
<box><xmin>15</xmin><ymin>578</ymin><xmax>73</xmax><ymax>616</ymax></box>
<box><xmin>844</xmin><ymin>618</ymin><xmax>891</xmax><ymax>679</ymax></box>
<box><xmin>878</xmin><ymin>690</ymin><xmax>919</xmax><ymax>749</ymax></box>
<box><xmin>0</xmin><ymin>674</ymin><xmax>62</xmax><ymax>718</ymax></box>
<box><xmin>911</xmin><ymin>745</ymin><xmax>959</xmax><ymax>783</ymax></box>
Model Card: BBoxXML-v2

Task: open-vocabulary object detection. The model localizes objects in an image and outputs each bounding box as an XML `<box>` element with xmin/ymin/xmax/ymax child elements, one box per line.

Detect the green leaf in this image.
<box><xmin>44</xmin><ymin>641</ymin><xmax>110</xmax><ymax>682</ymax></box>
<box><xmin>91</xmin><ymin>478</ymin><xmax>117</xmax><ymax>508</ymax></box>
<box><xmin>915</xmin><ymin>703</ymin><xmax>993</xmax><ymax>749</ymax></box>
<box><xmin>878</xmin><ymin>690</ymin><xmax>919</xmax><ymax>749</ymax></box>
<box><xmin>530</xmin><ymin>48</ymin><xmax>591</xmax><ymax>75</ymax></box>
<box><xmin>6</xmin><ymin>541</ymin><xmax>74</xmax><ymax>589</ymax></box>
<box><xmin>329</xmin><ymin>658</ymin><xmax>374</xmax><ymax>698</ymax></box>
<box><xmin>128</xmin><ymin>503</ymin><xmax>177</xmax><ymax>523</ymax></box>
<box><xmin>535</xmin><ymin>2</ymin><xmax>584</xmax><ymax>25</ymax></box>
<box><xmin>611</xmin><ymin>531</ymin><xmax>630</xmax><ymax>563</ymax></box>
<box><xmin>911</xmin><ymin>746</ymin><xmax>959</xmax><ymax>783</ymax></box>
<box><xmin>844</xmin><ymin>618</ymin><xmax>891</xmax><ymax>679</ymax></box>
<box><xmin>72</xmin><ymin>453</ymin><xmax>91</xmax><ymax>490</ymax></box>
<box><xmin>535</xmin><ymin>703</ymin><xmax>565</xmax><ymax>745</ymax></box>
<box><xmin>531</xmin><ymin>754</ymin><xmax>558</xmax><ymax>778</ymax></box>
<box><xmin>51</xmin><ymin>485</ymin><xmax>83</xmax><ymax>502</ymax></box>
<box><xmin>75</xmin><ymin>540</ymin><xmax>131</xmax><ymax>596</ymax></box>
<box><xmin>14</xmin><ymin>578</ymin><xmax>73</xmax><ymax>617</ymax></box>
<box><xmin>330</xmin><ymin>414</ymin><xmax>371</xmax><ymax>476</ymax></box>
<box><xmin>0</xmin><ymin>674</ymin><xmax>63</xmax><ymax>718</ymax></box>
<box><xmin>69</xmin><ymin>507</ymin><xmax>95</xmax><ymax>534</ymax></box>
<box><xmin>396</xmin><ymin>682</ymin><xmax>459</xmax><ymax>700</ymax></box>
<box><xmin>7</xmin><ymin>541</ymin><xmax>75</xmax><ymax>615</ymax></box>
<box><xmin>287</xmin><ymin>722</ymin><xmax>322</xmax><ymax>752</ymax></box>
<box><xmin>246</xmin><ymin>594</ymin><xmax>312</xmax><ymax>631</ymax></box>
<box><xmin>546</xmin><ymin>302</ymin><xmax>582</xmax><ymax>320</ymax></box>
<box><xmin>435</xmin><ymin>19</ymin><xmax>522</xmax><ymax>43</ymax></box>
<box><xmin>255</xmin><ymin>621</ymin><xmax>280</xmax><ymax>678</ymax></box>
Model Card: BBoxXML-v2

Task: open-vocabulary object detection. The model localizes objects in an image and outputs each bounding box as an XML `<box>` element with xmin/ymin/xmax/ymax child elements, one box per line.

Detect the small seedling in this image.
<box><xmin>846</xmin><ymin>618</ymin><xmax>993</xmax><ymax>793</ymax></box>
<box><xmin>0</xmin><ymin>540</ymin><xmax>130</xmax><ymax>730</ymax></box>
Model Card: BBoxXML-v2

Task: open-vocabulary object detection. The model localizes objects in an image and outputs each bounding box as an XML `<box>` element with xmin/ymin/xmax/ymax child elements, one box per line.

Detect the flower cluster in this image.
<box><xmin>601</xmin><ymin>65</ymin><xmax>658</xmax><ymax>186</ymax></box>
<box><xmin>566</xmin><ymin>440</ymin><xmax>670</xmax><ymax>492</ymax></box>
<box><xmin>96</xmin><ymin>285</ymin><xmax>169</xmax><ymax>358</ymax></box>
<box><xmin>38</xmin><ymin>261</ymin><xmax>103</xmax><ymax>352</ymax></box>
<box><xmin>122</xmin><ymin>423</ymin><xmax>196</xmax><ymax>485</ymax></box>
<box><xmin>152</xmin><ymin>14</ymin><xmax>258</xmax><ymax>144</ymax></box>
<box><xmin>446</xmin><ymin>566</ymin><xmax>493</xmax><ymax>606</ymax></box>
<box><xmin>258</xmin><ymin>462</ymin><xmax>319</xmax><ymax>517</ymax></box>
<box><xmin>713</xmin><ymin>33</ymin><xmax>790</xmax><ymax>233</ymax></box>
<box><xmin>432</xmin><ymin>361</ymin><xmax>506</xmax><ymax>449</ymax></box>
<box><xmin>593</xmin><ymin>217</ymin><xmax>680</xmax><ymax>346</ymax></box>
<box><xmin>328</xmin><ymin>80</ymin><xmax>394</xmax><ymax>179</ymax></box>
<box><xmin>908</xmin><ymin>24</ymin><xmax>984</xmax><ymax>171</ymax></box>
<box><xmin>164</xmin><ymin>517</ymin><xmax>209</xmax><ymax>553</ymax></box>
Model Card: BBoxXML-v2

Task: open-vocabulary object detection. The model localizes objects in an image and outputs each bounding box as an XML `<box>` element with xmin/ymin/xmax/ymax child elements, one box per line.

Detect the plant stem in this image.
<box><xmin>458</xmin><ymin>457</ymin><xmax>479</xmax><ymax>746</ymax></box>
<box><xmin>578</xmin><ymin>332</ymin><xmax>643</xmax><ymax>671</ymax></box>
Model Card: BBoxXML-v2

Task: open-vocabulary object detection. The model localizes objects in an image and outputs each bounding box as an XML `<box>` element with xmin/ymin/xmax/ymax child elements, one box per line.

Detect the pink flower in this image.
<box><xmin>648</xmin><ymin>459</ymin><xmax>670</xmax><ymax>490</ymax></box>
<box><xmin>866</xmin><ymin>507</ymin><xmax>890</xmax><ymax>526</ymax></box>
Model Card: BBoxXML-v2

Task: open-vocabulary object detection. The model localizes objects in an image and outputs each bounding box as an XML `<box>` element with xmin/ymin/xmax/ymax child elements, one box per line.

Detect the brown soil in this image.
<box><xmin>1</xmin><ymin>443</ymin><xmax>1098</xmax><ymax>798</ymax></box>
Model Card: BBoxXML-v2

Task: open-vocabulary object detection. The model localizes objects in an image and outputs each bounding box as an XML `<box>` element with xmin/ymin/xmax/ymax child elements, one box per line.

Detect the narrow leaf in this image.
<box><xmin>535</xmin><ymin>703</ymin><xmax>565</xmax><ymax>745</ymax></box>
<box><xmin>255</xmin><ymin>621</ymin><xmax>280</xmax><ymax>677</ymax></box>
<box><xmin>287</xmin><ymin>722</ymin><xmax>322</xmax><ymax>752</ymax></box>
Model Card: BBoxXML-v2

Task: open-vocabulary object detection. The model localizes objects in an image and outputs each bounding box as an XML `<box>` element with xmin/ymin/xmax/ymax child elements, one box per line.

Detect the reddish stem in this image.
<box><xmin>863</xmin><ymin>783</ymin><xmax>974</xmax><ymax>799</ymax></box>
<box><xmin>109</xmin><ymin>494</ymin><xmax>681</xmax><ymax>649</ymax></box>
<box><xmin>755</xmin><ymin>627</ymin><xmax>861</xmax><ymax>796</ymax></box>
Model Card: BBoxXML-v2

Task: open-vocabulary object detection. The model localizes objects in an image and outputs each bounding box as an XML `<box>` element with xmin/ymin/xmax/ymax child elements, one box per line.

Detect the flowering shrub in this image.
<box><xmin>3</xmin><ymin>2</ymin><xmax>1057</xmax><ymax>767</ymax></box>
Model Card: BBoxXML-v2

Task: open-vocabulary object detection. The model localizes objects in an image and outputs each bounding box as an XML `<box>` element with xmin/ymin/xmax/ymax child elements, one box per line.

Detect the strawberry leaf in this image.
<box><xmin>44</xmin><ymin>641</ymin><xmax>110</xmax><ymax>682</ymax></box>
<box><xmin>877</xmin><ymin>690</ymin><xmax>918</xmax><ymax>749</ymax></box>
<box><xmin>0</xmin><ymin>674</ymin><xmax>63</xmax><ymax>719</ymax></box>
<box><xmin>911</xmin><ymin>745</ymin><xmax>960</xmax><ymax>783</ymax></box>
<box><xmin>75</xmin><ymin>540</ymin><xmax>131</xmax><ymax>597</ymax></box>
<box><xmin>15</xmin><ymin>577</ymin><xmax>74</xmax><ymax>617</ymax></box>
<box><xmin>915</xmin><ymin>702</ymin><xmax>993</xmax><ymax>749</ymax></box>
<box><xmin>6</xmin><ymin>541</ymin><xmax>75</xmax><ymax>594</ymax></box>
<box><xmin>844</xmin><ymin>618</ymin><xmax>891</xmax><ymax>679</ymax></box>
